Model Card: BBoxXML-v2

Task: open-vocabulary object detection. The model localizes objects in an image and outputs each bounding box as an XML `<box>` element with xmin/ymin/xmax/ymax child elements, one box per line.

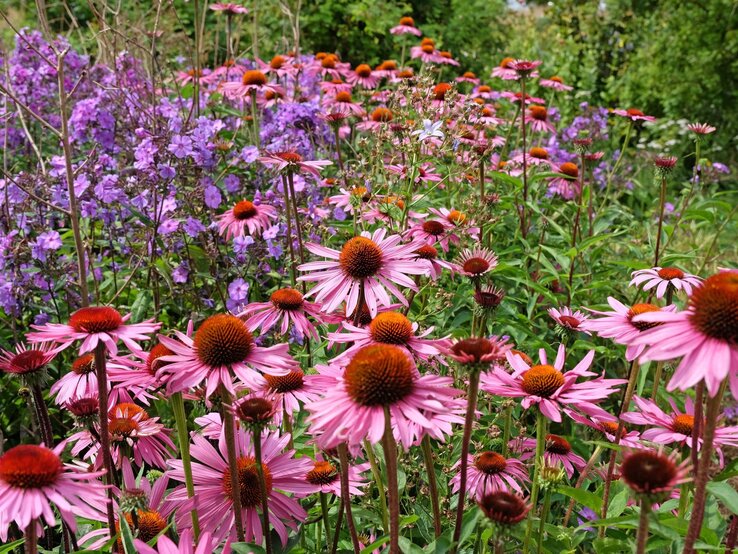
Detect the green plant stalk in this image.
<box><xmin>601</xmin><ymin>121</ymin><xmax>634</xmax><ymax>211</ymax></box>
<box><xmin>479</xmin><ymin>157</ymin><xmax>485</xmax><ymax>243</ymax></box>
<box><xmin>452</xmin><ymin>368</ymin><xmax>482</xmax><ymax>551</ymax></box>
<box><xmin>636</xmin><ymin>499</ymin><xmax>651</xmax><ymax>554</ymax></box>
<box><xmin>320</xmin><ymin>492</ymin><xmax>332</xmax><ymax>546</ymax></box>
<box><xmin>523</xmin><ymin>410</ymin><xmax>547</xmax><ymax>554</ymax></box>
<box><xmin>501</xmin><ymin>404</ymin><xmax>513</xmax><ymax>457</ymax></box>
<box><xmin>221</xmin><ymin>391</ymin><xmax>246</xmax><ymax>542</ymax></box>
<box><xmin>171</xmin><ymin>392</ymin><xmax>200</xmax><ymax>539</ymax></box>
<box><xmin>338</xmin><ymin>443</ymin><xmax>361</xmax><ymax>553</ymax></box>
<box><xmin>253</xmin><ymin>428</ymin><xmax>273</xmax><ymax>554</ymax></box>
<box><xmin>562</xmin><ymin>444</ymin><xmax>603</xmax><ymax>527</ymax></box>
<box><xmin>654</xmin><ymin>175</ymin><xmax>667</xmax><ymax>267</ymax></box>
<box><xmin>678</xmin><ymin>481</ymin><xmax>690</xmax><ymax>518</ymax></box>
<box><xmin>382</xmin><ymin>406</ymin><xmax>401</xmax><ymax>554</ymax></box>
<box><xmin>421</xmin><ymin>435</ymin><xmax>442</xmax><ymax>537</ymax></box>
<box><xmin>519</xmin><ymin>77</ymin><xmax>529</xmax><ymax>237</ymax></box>
<box><xmin>536</xmin><ymin>488</ymin><xmax>552</xmax><ymax>554</ymax></box>
<box><xmin>363</xmin><ymin>439</ymin><xmax>389</xmax><ymax>531</ymax></box>
<box><xmin>651</xmin><ymin>361</ymin><xmax>665</xmax><ymax>400</ymax></box>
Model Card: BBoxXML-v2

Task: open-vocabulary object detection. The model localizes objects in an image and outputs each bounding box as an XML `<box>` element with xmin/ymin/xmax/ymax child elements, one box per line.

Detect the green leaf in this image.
<box><xmin>120</xmin><ymin>514</ymin><xmax>137</xmax><ymax>554</ymax></box>
<box><xmin>362</xmin><ymin>535</ymin><xmax>390</xmax><ymax>554</ymax></box>
<box><xmin>130</xmin><ymin>290</ymin><xmax>151</xmax><ymax>322</ymax></box>
<box><xmin>607</xmin><ymin>488</ymin><xmax>628</xmax><ymax>519</ymax></box>
<box><xmin>558</xmin><ymin>485</ymin><xmax>602</xmax><ymax>512</ymax></box>
<box><xmin>0</xmin><ymin>539</ymin><xmax>24</xmax><ymax>553</ymax></box>
<box><xmin>706</xmin><ymin>481</ymin><xmax>738</xmax><ymax>514</ymax></box>
<box><xmin>398</xmin><ymin>536</ymin><xmax>425</xmax><ymax>554</ymax></box>
<box><xmin>231</xmin><ymin>544</ymin><xmax>267</xmax><ymax>554</ymax></box>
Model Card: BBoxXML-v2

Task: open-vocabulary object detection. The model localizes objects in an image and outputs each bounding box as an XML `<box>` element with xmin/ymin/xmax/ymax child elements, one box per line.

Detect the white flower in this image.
<box><xmin>412</xmin><ymin>119</ymin><xmax>444</xmax><ymax>142</ymax></box>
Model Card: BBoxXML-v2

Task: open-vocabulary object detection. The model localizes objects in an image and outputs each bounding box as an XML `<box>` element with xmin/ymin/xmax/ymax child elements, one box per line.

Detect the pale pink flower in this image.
<box><xmin>135</xmin><ymin>529</ymin><xmax>219</xmax><ymax>554</ymax></box>
<box><xmin>322</xmin><ymin>90</ymin><xmax>365</xmax><ymax>116</ymax></box>
<box><xmin>209</xmin><ymin>3</ymin><xmax>248</xmax><ymax>14</ymax></box>
<box><xmin>563</xmin><ymin>407</ymin><xmax>641</xmax><ymax>447</ymax></box>
<box><xmin>513</xmin><ymin>434</ymin><xmax>587</xmax><ymax>479</ymax></box>
<box><xmin>216</xmin><ymin>199</ymin><xmax>278</xmax><ymax>239</ymax></box>
<box><xmin>611</xmin><ymin>108</ymin><xmax>656</xmax><ymax>122</ymax></box>
<box><xmin>259</xmin><ymin>151</ymin><xmax>332</xmax><ymax>179</ymax></box>
<box><xmin>451</xmin><ymin>451</ymin><xmax>529</xmax><ymax>499</ymax></box>
<box><xmin>539</xmin><ymin>76</ymin><xmax>573</xmax><ymax>91</ymax></box>
<box><xmin>629</xmin><ymin>266</ymin><xmax>702</xmax><ymax>298</ymax></box>
<box><xmin>220</xmin><ymin>70</ymin><xmax>285</xmax><ymax>99</ymax></box>
<box><xmin>548</xmin><ymin>306</ymin><xmax>591</xmax><ymax>335</ymax></box>
<box><xmin>0</xmin><ymin>341</ymin><xmax>58</xmax><ymax>378</ymax></box>
<box><xmin>303</xmin><ymin>456</ymin><xmax>370</xmax><ymax>496</ymax></box>
<box><xmin>687</xmin><ymin>122</ymin><xmax>716</xmax><ymax>135</ymax></box>
<box><xmin>390</xmin><ymin>16</ymin><xmax>422</xmax><ymax>36</ymax></box>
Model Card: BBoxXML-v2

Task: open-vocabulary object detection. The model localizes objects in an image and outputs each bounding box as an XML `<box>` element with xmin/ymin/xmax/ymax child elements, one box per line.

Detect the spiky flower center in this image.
<box><xmin>474</xmin><ymin>451</ymin><xmax>508</xmax><ymax>475</ymax></box>
<box><xmin>0</xmin><ymin>445</ymin><xmax>62</xmax><ymax>488</ymax></box>
<box><xmin>265</xmin><ymin>369</ymin><xmax>304</xmax><ymax>393</ymax></box>
<box><xmin>339</xmin><ymin>237</ymin><xmax>383</xmax><ymax>279</ymax></box>
<box><xmin>499</xmin><ymin>57</ymin><xmax>515</xmax><ymax>68</ymax></box>
<box><xmin>560</xmin><ymin>162</ymin><xmax>579</xmax><ymax>179</ymax></box>
<box><xmin>270</xmin><ymin>288</ymin><xmax>304</xmax><ymax>311</ymax></box>
<box><xmin>371</xmin><ymin>107</ymin><xmax>393</xmax><ymax>122</ymax></box>
<box><xmin>109</xmin><ymin>403</ymin><xmax>148</xmax><ymax>437</ymax></box>
<box><xmin>146</xmin><ymin>343</ymin><xmax>174</xmax><ymax>374</ymax></box>
<box><xmin>69</xmin><ymin>306</ymin><xmax>123</xmax><ymax>333</ymax></box>
<box><xmin>688</xmin><ymin>272</ymin><xmax>738</xmax><ymax>344</ymax></box>
<box><xmin>627</xmin><ymin>303</ymin><xmax>662</xmax><ymax>331</ymax></box>
<box><xmin>369</xmin><ymin>312</ymin><xmax>414</xmax><ymax>344</ymax></box>
<box><xmin>399</xmin><ymin>16</ymin><xmax>415</xmax><ymax>26</ymax></box>
<box><xmin>276</xmin><ymin>151</ymin><xmax>303</xmax><ymax>163</ymax></box>
<box><xmin>627</xmin><ymin>108</ymin><xmax>645</xmax><ymax>117</ymax></box>
<box><xmin>335</xmin><ymin>91</ymin><xmax>353</xmax><ymax>103</ymax></box>
<box><xmin>270</xmin><ymin>55</ymin><xmax>286</xmax><ymax>69</ymax></box>
<box><xmin>242</xmin><ymin>70</ymin><xmax>267</xmax><ymax>86</ymax></box>
<box><xmin>479</xmin><ymin>492</ymin><xmax>529</xmax><ymax>524</ymax></box>
<box><xmin>558</xmin><ymin>315</ymin><xmax>582</xmax><ymax>328</ymax></box>
<box><xmin>433</xmin><ymin>83</ymin><xmax>452</xmax><ymax>100</ymax></box>
<box><xmin>451</xmin><ymin>338</ymin><xmax>495</xmax><ymax>363</ymax></box>
<box><xmin>600</xmin><ymin>421</ymin><xmax>623</xmax><ymax>437</ymax></box>
<box><xmin>415</xmin><ymin>245</ymin><xmax>438</xmax><ymax>260</ymax></box>
<box><xmin>529</xmin><ymin>147</ymin><xmax>549</xmax><ymax>159</ymax></box>
<box><xmin>306</xmin><ymin>461</ymin><xmax>339</xmax><ymax>485</ymax></box>
<box><xmin>549</xmin><ymin>76</ymin><xmax>563</xmax><ymax>83</ymax></box>
<box><xmin>478</xmin><ymin>85</ymin><xmax>492</xmax><ymax>93</ymax></box>
<box><xmin>7</xmin><ymin>350</ymin><xmax>47</xmax><ymax>374</ymax></box>
<box><xmin>222</xmin><ymin>456</ymin><xmax>273</xmax><ymax>508</ymax></box>
<box><xmin>321</xmin><ymin>55</ymin><xmax>338</xmax><ymax>69</ymax></box>
<box><xmin>621</xmin><ymin>451</ymin><xmax>677</xmax><ymax>493</ymax></box>
<box><xmin>355</xmin><ymin>64</ymin><xmax>372</xmax><ymax>78</ymax></box>
<box><xmin>657</xmin><ymin>267</ymin><xmax>685</xmax><ymax>280</ymax></box>
<box><xmin>671</xmin><ymin>414</ymin><xmax>695</xmax><ymax>435</ymax></box>
<box><xmin>194</xmin><ymin>314</ymin><xmax>254</xmax><ymax>367</ymax></box>
<box><xmin>67</xmin><ymin>397</ymin><xmax>99</xmax><ymax>417</ymax></box>
<box><xmin>422</xmin><ymin>220</ymin><xmax>446</xmax><ymax>236</ymax></box>
<box><xmin>545</xmin><ymin>434</ymin><xmax>571</xmax><ymax>455</ymax></box>
<box><xmin>233</xmin><ymin>200</ymin><xmax>258</xmax><ymax>220</ymax></box>
<box><xmin>120</xmin><ymin>510</ymin><xmax>167</xmax><ymax>545</ymax></box>
<box><xmin>235</xmin><ymin>397</ymin><xmax>274</xmax><ymax>424</ymax></box>
<box><xmin>529</xmin><ymin>105</ymin><xmax>547</xmax><ymax>120</ymax></box>
<box><xmin>72</xmin><ymin>353</ymin><xmax>96</xmax><ymax>375</ymax></box>
<box><xmin>521</xmin><ymin>365</ymin><xmax>564</xmax><ymax>397</ymax></box>
<box><xmin>474</xmin><ymin>287</ymin><xmax>504</xmax><ymax>309</ymax></box>
<box><xmin>344</xmin><ymin>344</ymin><xmax>415</xmax><ymax>406</ymax></box>
<box><xmin>463</xmin><ymin>71</ymin><xmax>477</xmax><ymax>79</ymax></box>
<box><xmin>447</xmin><ymin>210</ymin><xmax>466</xmax><ymax>225</ymax></box>
<box><xmin>463</xmin><ymin>257</ymin><xmax>490</xmax><ymax>276</ymax></box>
<box><xmin>421</xmin><ymin>44</ymin><xmax>435</xmax><ymax>54</ymax></box>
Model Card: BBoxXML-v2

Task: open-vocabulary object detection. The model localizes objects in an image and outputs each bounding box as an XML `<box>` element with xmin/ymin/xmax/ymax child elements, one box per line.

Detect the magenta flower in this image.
<box><xmin>239</xmin><ymin>367</ymin><xmax>323</xmax><ymax>418</ymax></box>
<box><xmin>687</xmin><ymin>122</ymin><xmax>716</xmax><ymax>135</ymax></box>
<box><xmin>303</xmin><ymin>456</ymin><xmax>370</xmax><ymax>496</ymax></box>
<box><xmin>405</xmin><ymin>218</ymin><xmax>458</xmax><ymax>253</ymax></box>
<box><xmin>455</xmin><ymin>247</ymin><xmax>498</xmax><ymax>278</ymax></box>
<box><xmin>548</xmin><ymin>306</ymin><xmax>590</xmax><ymax>335</ymax></box>
<box><xmin>539</xmin><ymin>76</ymin><xmax>573</xmax><ymax>91</ymax></box>
<box><xmin>107</xmin><ymin>344</ymin><xmax>172</xmax><ymax>405</ymax></box>
<box><xmin>209</xmin><ymin>2</ymin><xmax>248</xmax><ymax>14</ymax></box>
<box><xmin>298</xmin><ymin>229</ymin><xmax>428</xmax><ymax>318</ymax></box>
<box><xmin>306</xmin><ymin>344</ymin><xmax>463</xmax><ymax>448</ymax></box>
<box><xmin>0</xmin><ymin>443</ymin><xmax>108</xmax><ymax>541</ymax></box>
<box><xmin>27</xmin><ymin>306</ymin><xmax>160</xmax><ymax>356</ymax></box>
<box><xmin>167</xmin><ymin>429</ymin><xmax>314</xmax><ymax>546</ymax></box>
<box><xmin>50</xmin><ymin>352</ymin><xmax>104</xmax><ymax>406</ymax></box>
<box><xmin>347</xmin><ymin>64</ymin><xmax>380</xmax><ymax>89</ymax></box>
<box><xmin>390</xmin><ymin>16</ymin><xmax>422</xmax><ymax>36</ymax></box>
<box><xmin>450</xmin><ymin>451</ymin><xmax>529</xmax><ymax>499</ymax></box>
<box><xmin>481</xmin><ymin>344</ymin><xmax>626</xmax><ymax>422</ymax></box>
<box><xmin>220</xmin><ymin>70</ymin><xmax>285</xmax><ymax>99</ymax></box>
<box><xmin>629</xmin><ymin>266</ymin><xmax>702</xmax><ymax>298</ymax></box>
<box><xmin>611</xmin><ymin>108</ymin><xmax>656</xmax><ymax>122</ymax></box>
<box><xmin>322</xmin><ymin>90</ymin><xmax>366</xmax><ymax>117</ymax></box>
<box><xmin>259</xmin><ymin>151</ymin><xmax>332</xmax><ymax>179</ymax></box>
<box><xmin>135</xmin><ymin>529</ymin><xmax>219</xmax><ymax>554</ymax></box>
<box><xmin>0</xmin><ymin>341</ymin><xmax>58</xmax><ymax>378</ymax></box>
<box><xmin>513</xmin><ymin>434</ymin><xmax>587</xmax><ymax>479</ymax></box>
<box><xmin>563</xmin><ymin>407</ymin><xmax>641</xmax><ymax>447</ymax></box>
<box><xmin>629</xmin><ymin>271</ymin><xmax>738</xmax><ymax>396</ymax></box>
<box><xmin>239</xmin><ymin>287</ymin><xmax>339</xmax><ymax>341</ymax></box>
<box><xmin>216</xmin><ymin>199</ymin><xmax>278</xmax><ymax>239</ymax></box>
<box><xmin>156</xmin><ymin>314</ymin><xmax>297</xmax><ymax>399</ymax></box>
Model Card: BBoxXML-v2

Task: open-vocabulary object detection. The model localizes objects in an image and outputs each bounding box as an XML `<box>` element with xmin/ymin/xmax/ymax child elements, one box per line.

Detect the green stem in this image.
<box><xmin>501</xmin><ymin>404</ymin><xmax>513</xmax><ymax>458</ymax></box>
<box><xmin>536</xmin><ymin>489</ymin><xmax>552</xmax><ymax>554</ymax></box>
<box><xmin>562</xmin><ymin>445</ymin><xmax>603</xmax><ymax>527</ymax></box>
<box><xmin>636</xmin><ymin>499</ymin><xmax>651</xmax><ymax>554</ymax></box>
<box><xmin>654</xmin><ymin>175</ymin><xmax>667</xmax><ymax>267</ymax></box>
<box><xmin>363</xmin><ymin>439</ymin><xmax>389</xmax><ymax>531</ymax></box>
<box><xmin>678</xmin><ymin>482</ymin><xmax>690</xmax><ymax>518</ymax></box>
<box><xmin>221</xmin><ymin>391</ymin><xmax>245</xmax><ymax>542</ymax></box>
<box><xmin>523</xmin><ymin>410</ymin><xmax>547</xmax><ymax>553</ymax></box>
<box><xmin>171</xmin><ymin>392</ymin><xmax>200</xmax><ymax>539</ymax></box>
<box><xmin>338</xmin><ymin>444</ymin><xmax>361</xmax><ymax>554</ymax></box>
<box><xmin>320</xmin><ymin>492</ymin><xmax>332</xmax><ymax>546</ymax></box>
<box><xmin>421</xmin><ymin>435</ymin><xmax>442</xmax><ymax>537</ymax></box>
<box><xmin>254</xmin><ymin>428</ymin><xmax>272</xmax><ymax>554</ymax></box>
<box><xmin>651</xmin><ymin>361</ymin><xmax>665</xmax><ymax>400</ymax></box>
<box><xmin>601</xmin><ymin>121</ymin><xmax>634</xmax><ymax>211</ymax></box>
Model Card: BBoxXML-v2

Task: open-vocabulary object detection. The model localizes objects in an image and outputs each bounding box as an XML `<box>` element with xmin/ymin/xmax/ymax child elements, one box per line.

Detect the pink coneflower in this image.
<box><xmin>427</xmin><ymin>207</ymin><xmax>479</xmax><ymax>238</ymax></box>
<box><xmin>455</xmin><ymin>247</ymin><xmax>498</xmax><ymax>278</ymax></box>
<box><xmin>327</xmin><ymin>185</ymin><xmax>369</xmax><ymax>214</ymax></box>
<box><xmin>491</xmin><ymin>57</ymin><xmax>518</xmax><ymax>80</ymax></box>
<box><xmin>390</xmin><ymin>16</ymin><xmax>422</xmax><ymax>36</ymax></box>
<box><xmin>0</xmin><ymin>443</ymin><xmax>108</xmax><ymax>541</ymax></box>
<box><xmin>256</xmin><ymin>55</ymin><xmax>293</xmax><ymax>78</ymax></box>
<box><xmin>410</xmin><ymin>43</ymin><xmax>440</xmax><ymax>64</ymax></box>
<box><xmin>620</xmin><ymin>448</ymin><xmax>690</xmax><ymax>499</ymax></box>
<box><xmin>629</xmin><ymin>267</ymin><xmax>702</xmax><ymax>299</ymax></box>
<box><xmin>346</xmin><ymin>63</ymin><xmax>380</xmax><ymax>89</ymax></box>
<box><xmin>548</xmin><ymin>306</ymin><xmax>591</xmax><ymax>335</ymax></box>
<box><xmin>322</xmin><ymin>90</ymin><xmax>365</xmax><ymax>117</ymax></box>
<box><xmin>209</xmin><ymin>2</ymin><xmax>248</xmax><ymax>14</ymax></box>
<box><xmin>563</xmin><ymin>407</ymin><xmax>641</xmax><ymax>447</ymax></box>
<box><xmin>481</xmin><ymin>345</ymin><xmax>626</xmax><ymax>422</ymax></box>
<box><xmin>447</xmin><ymin>335</ymin><xmax>512</xmax><ymax>367</ymax></box>
<box><xmin>514</xmin><ymin>434</ymin><xmax>587</xmax><ymax>478</ymax></box>
<box><xmin>107</xmin><ymin>344</ymin><xmax>171</xmax><ymax>405</ymax></box>
<box><xmin>451</xmin><ymin>451</ymin><xmax>529</xmax><ymax>499</ymax></box>
<box><xmin>525</xmin><ymin>105</ymin><xmax>556</xmax><ymax>134</ymax></box>
<box><xmin>50</xmin><ymin>353</ymin><xmax>105</xmax><ymax>406</ymax></box>
<box><xmin>539</xmin><ymin>75</ymin><xmax>573</xmax><ymax>91</ymax></box>
<box><xmin>611</xmin><ymin>108</ymin><xmax>656</xmax><ymax>122</ymax></box>
<box><xmin>501</xmin><ymin>91</ymin><xmax>546</xmax><ymax>105</ymax></box>
<box><xmin>176</xmin><ymin>68</ymin><xmax>211</xmax><ymax>86</ymax></box>
<box><xmin>387</xmin><ymin>162</ymin><xmax>442</xmax><ymax>186</ymax></box>
<box><xmin>584</xmin><ymin>298</ymin><xmax>678</xmax><ymax>361</ymax></box>
<box><xmin>456</xmin><ymin>71</ymin><xmax>480</xmax><ymax>85</ymax></box>
<box><xmin>310</xmin><ymin>53</ymin><xmax>350</xmax><ymax>80</ymax></box>
<box><xmin>135</xmin><ymin>529</ymin><xmax>219</xmax><ymax>554</ymax></box>
<box><xmin>327</xmin><ymin>311</ymin><xmax>450</xmax><ymax>363</ymax></box>
<box><xmin>202</xmin><ymin>59</ymin><xmax>247</xmax><ymax>85</ymax></box>
<box><xmin>473</xmin><ymin>285</ymin><xmax>506</xmax><ymax>312</ymax></box>
<box><xmin>220</xmin><ymin>70</ymin><xmax>285</xmax><ymax>99</ymax></box>
<box><xmin>687</xmin><ymin>122</ymin><xmax>716</xmax><ymax>135</ymax></box>
<box><xmin>156</xmin><ymin>314</ymin><xmax>297</xmax><ymax>398</ymax></box>
<box><xmin>0</xmin><ymin>341</ymin><xmax>58</xmax><ymax>379</ymax></box>
<box><xmin>510</xmin><ymin>146</ymin><xmax>552</xmax><ymax>167</ymax></box>
<box><xmin>547</xmin><ymin>162</ymin><xmax>581</xmax><ymax>200</ymax></box>
<box><xmin>621</xmin><ymin>395</ymin><xmax>738</xmax><ymax>462</ymax></box>
<box><xmin>413</xmin><ymin>244</ymin><xmax>456</xmax><ymax>281</ymax></box>
<box><xmin>405</xmin><ymin>219</ymin><xmax>457</xmax><ymax>252</ymax></box>
<box><xmin>306</xmin><ymin>344</ymin><xmax>463</xmax><ymax>448</ymax></box>
<box><xmin>509</xmin><ymin>59</ymin><xmax>542</xmax><ymax>78</ymax></box>
<box><xmin>628</xmin><ymin>271</ymin><xmax>738</xmax><ymax>396</ymax></box>
<box><xmin>259</xmin><ymin>151</ymin><xmax>332</xmax><ymax>179</ymax></box>
<box><xmin>216</xmin><ymin>199</ymin><xmax>278</xmax><ymax>239</ymax></box>
<box><xmin>239</xmin><ymin>368</ymin><xmax>322</xmax><ymax>418</ymax></box>
<box><xmin>303</xmin><ymin>456</ymin><xmax>369</xmax><ymax>496</ymax></box>
<box><xmin>297</xmin><ymin>229</ymin><xmax>428</xmax><ymax>318</ymax></box>
<box><xmin>239</xmin><ymin>288</ymin><xmax>337</xmax><ymax>341</ymax></box>
<box><xmin>167</xmin><ymin>429</ymin><xmax>313</xmax><ymax>545</ymax></box>
<box><xmin>355</xmin><ymin>106</ymin><xmax>395</xmax><ymax>132</ymax></box>
<box><xmin>27</xmin><ymin>306</ymin><xmax>160</xmax><ymax>356</ymax></box>
<box><xmin>70</xmin><ymin>402</ymin><xmax>175</xmax><ymax>469</ymax></box>
<box><xmin>478</xmin><ymin>492</ymin><xmax>531</xmax><ymax>525</ymax></box>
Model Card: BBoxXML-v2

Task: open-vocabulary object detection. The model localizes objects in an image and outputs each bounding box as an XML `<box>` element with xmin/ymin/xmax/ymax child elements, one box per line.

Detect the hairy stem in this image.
<box><xmin>221</xmin><ymin>391</ymin><xmax>245</xmax><ymax>542</ymax></box>
<box><xmin>382</xmin><ymin>406</ymin><xmax>401</xmax><ymax>554</ymax></box>
<box><xmin>636</xmin><ymin>499</ymin><xmax>651</xmax><ymax>554</ymax></box>
<box><xmin>254</xmin><ymin>428</ymin><xmax>272</xmax><ymax>554</ymax></box>
<box><xmin>338</xmin><ymin>443</ymin><xmax>361</xmax><ymax>553</ymax></box>
<box><xmin>94</xmin><ymin>343</ymin><xmax>118</xmax><ymax>550</ymax></box>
